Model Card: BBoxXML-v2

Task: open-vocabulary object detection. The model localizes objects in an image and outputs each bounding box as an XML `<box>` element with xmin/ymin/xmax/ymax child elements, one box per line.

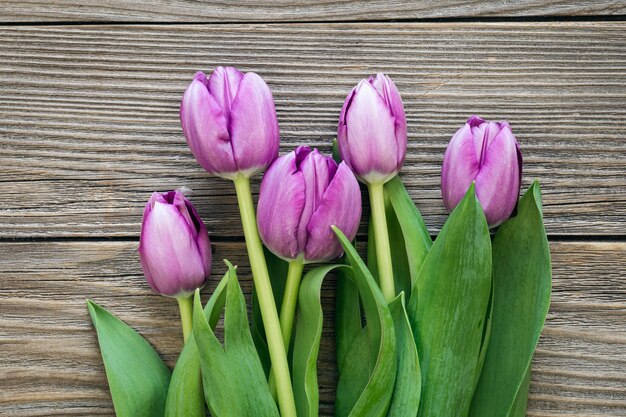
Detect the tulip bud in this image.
<box><xmin>257</xmin><ymin>146</ymin><xmax>362</xmax><ymax>263</ymax></box>
<box><xmin>139</xmin><ymin>190</ymin><xmax>212</xmax><ymax>297</ymax></box>
<box><xmin>180</xmin><ymin>67</ymin><xmax>280</xmax><ymax>179</ymax></box>
<box><xmin>337</xmin><ymin>73</ymin><xmax>407</xmax><ymax>184</ymax></box>
<box><xmin>441</xmin><ymin>116</ymin><xmax>523</xmax><ymax>227</ymax></box>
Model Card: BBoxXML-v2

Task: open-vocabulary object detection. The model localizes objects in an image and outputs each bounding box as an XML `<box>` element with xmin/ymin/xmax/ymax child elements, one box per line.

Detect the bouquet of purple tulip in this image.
<box><xmin>87</xmin><ymin>67</ymin><xmax>551</xmax><ymax>417</ymax></box>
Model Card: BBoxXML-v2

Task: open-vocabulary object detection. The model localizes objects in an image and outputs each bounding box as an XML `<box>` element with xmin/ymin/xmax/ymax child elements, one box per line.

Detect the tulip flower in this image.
<box><xmin>337</xmin><ymin>73</ymin><xmax>407</xmax><ymax>301</ymax></box>
<box><xmin>257</xmin><ymin>146</ymin><xmax>362</xmax><ymax>353</ymax></box>
<box><xmin>442</xmin><ymin>116</ymin><xmax>522</xmax><ymax>228</ymax></box>
<box><xmin>337</xmin><ymin>72</ymin><xmax>407</xmax><ymax>185</ymax></box>
<box><xmin>180</xmin><ymin>67</ymin><xmax>280</xmax><ymax>179</ymax></box>
<box><xmin>139</xmin><ymin>190</ymin><xmax>211</xmax><ymax>340</ymax></box>
<box><xmin>180</xmin><ymin>67</ymin><xmax>296</xmax><ymax>416</ymax></box>
<box><xmin>258</xmin><ymin>146</ymin><xmax>362</xmax><ymax>263</ymax></box>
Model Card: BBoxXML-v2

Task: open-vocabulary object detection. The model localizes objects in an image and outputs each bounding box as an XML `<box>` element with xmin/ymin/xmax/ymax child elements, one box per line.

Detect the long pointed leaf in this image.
<box><xmin>469</xmin><ymin>181</ymin><xmax>551</xmax><ymax>417</ymax></box>
<box><xmin>336</xmin><ymin>265</ymin><xmax>362</xmax><ymax>371</ymax></box>
<box><xmin>408</xmin><ymin>184</ymin><xmax>492</xmax><ymax>417</ymax></box>
<box><xmin>386</xmin><ymin>293</ymin><xmax>420</xmax><ymax>417</ymax></box>
<box><xmin>192</xmin><ymin>262</ymin><xmax>279</xmax><ymax>417</ymax></box>
<box><xmin>87</xmin><ymin>301</ymin><xmax>171</xmax><ymax>417</ymax></box>
<box><xmin>384</xmin><ymin>176</ymin><xmax>432</xmax><ymax>290</ymax></box>
<box><xmin>508</xmin><ymin>365</ymin><xmax>531</xmax><ymax>417</ymax></box>
<box><xmin>164</xmin><ymin>340</ymin><xmax>203</xmax><ymax>417</ymax></box>
<box><xmin>293</xmin><ymin>264</ymin><xmax>343</xmax><ymax>417</ymax></box>
<box><xmin>165</xmin><ymin>276</ymin><xmax>229</xmax><ymax>417</ymax></box>
<box><xmin>333</xmin><ymin>227</ymin><xmax>397</xmax><ymax>417</ymax></box>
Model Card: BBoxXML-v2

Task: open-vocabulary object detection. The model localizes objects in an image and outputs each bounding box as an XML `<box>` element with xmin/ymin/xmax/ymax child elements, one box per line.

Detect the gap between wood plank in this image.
<box><xmin>1</xmin><ymin>14</ymin><xmax>626</xmax><ymax>27</ymax></box>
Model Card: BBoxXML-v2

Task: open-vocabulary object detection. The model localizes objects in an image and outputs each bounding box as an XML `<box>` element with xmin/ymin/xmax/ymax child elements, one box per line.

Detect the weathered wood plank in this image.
<box><xmin>0</xmin><ymin>23</ymin><xmax>624</xmax><ymax>238</ymax></box>
<box><xmin>0</xmin><ymin>0</ymin><xmax>624</xmax><ymax>23</ymax></box>
<box><xmin>0</xmin><ymin>240</ymin><xmax>624</xmax><ymax>416</ymax></box>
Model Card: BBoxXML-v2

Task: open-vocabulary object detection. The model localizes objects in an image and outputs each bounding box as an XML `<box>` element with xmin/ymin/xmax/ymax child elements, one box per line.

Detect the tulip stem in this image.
<box><xmin>368</xmin><ymin>182</ymin><xmax>395</xmax><ymax>302</ymax></box>
<box><xmin>268</xmin><ymin>258</ymin><xmax>305</xmax><ymax>398</ymax></box>
<box><xmin>176</xmin><ymin>295</ymin><xmax>193</xmax><ymax>342</ymax></box>
<box><xmin>279</xmin><ymin>258</ymin><xmax>305</xmax><ymax>348</ymax></box>
<box><xmin>233</xmin><ymin>174</ymin><xmax>297</xmax><ymax>417</ymax></box>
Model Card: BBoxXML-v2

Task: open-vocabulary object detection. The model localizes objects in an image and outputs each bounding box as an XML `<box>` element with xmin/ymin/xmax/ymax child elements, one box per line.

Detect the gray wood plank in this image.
<box><xmin>0</xmin><ymin>240</ymin><xmax>624</xmax><ymax>416</ymax></box>
<box><xmin>0</xmin><ymin>23</ymin><xmax>625</xmax><ymax>238</ymax></box>
<box><xmin>0</xmin><ymin>0</ymin><xmax>624</xmax><ymax>23</ymax></box>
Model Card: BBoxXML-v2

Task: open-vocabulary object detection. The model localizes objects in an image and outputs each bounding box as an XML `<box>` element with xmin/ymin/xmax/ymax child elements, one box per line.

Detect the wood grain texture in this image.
<box><xmin>0</xmin><ymin>0</ymin><xmax>625</xmax><ymax>23</ymax></box>
<box><xmin>0</xmin><ymin>22</ymin><xmax>625</xmax><ymax>238</ymax></box>
<box><xmin>0</xmin><ymin>240</ymin><xmax>624</xmax><ymax>416</ymax></box>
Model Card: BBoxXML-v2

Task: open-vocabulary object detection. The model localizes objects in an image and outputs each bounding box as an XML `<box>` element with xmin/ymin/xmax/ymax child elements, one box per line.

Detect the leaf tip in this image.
<box><xmin>331</xmin><ymin>225</ymin><xmax>347</xmax><ymax>240</ymax></box>
<box><xmin>223</xmin><ymin>259</ymin><xmax>237</xmax><ymax>271</ymax></box>
<box><xmin>86</xmin><ymin>299</ymin><xmax>98</xmax><ymax>322</ymax></box>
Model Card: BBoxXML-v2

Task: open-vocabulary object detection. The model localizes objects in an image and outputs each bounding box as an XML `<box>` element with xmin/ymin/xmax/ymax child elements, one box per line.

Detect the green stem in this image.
<box><xmin>268</xmin><ymin>258</ymin><xmax>305</xmax><ymax>398</ymax></box>
<box><xmin>280</xmin><ymin>259</ymin><xmax>305</xmax><ymax>348</ymax></box>
<box><xmin>177</xmin><ymin>295</ymin><xmax>193</xmax><ymax>342</ymax></box>
<box><xmin>233</xmin><ymin>174</ymin><xmax>297</xmax><ymax>417</ymax></box>
<box><xmin>368</xmin><ymin>181</ymin><xmax>395</xmax><ymax>302</ymax></box>
<box><xmin>269</xmin><ymin>259</ymin><xmax>304</xmax><ymax>397</ymax></box>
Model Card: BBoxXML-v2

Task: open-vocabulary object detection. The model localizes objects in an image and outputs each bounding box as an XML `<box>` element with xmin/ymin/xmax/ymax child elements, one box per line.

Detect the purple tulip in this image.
<box><xmin>139</xmin><ymin>190</ymin><xmax>212</xmax><ymax>297</ymax></box>
<box><xmin>337</xmin><ymin>73</ymin><xmax>407</xmax><ymax>184</ymax></box>
<box><xmin>180</xmin><ymin>67</ymin><xmax>280</xmax><ymax>179</ymax></box>
<box><xmin>257</xmin><ymin>146</ymin><xmax>362</xmax><ymax>263</ymax></box>
<box><xmin>441</xmin><ymin>116</ymin><xmax>523</xmax><ymax>227</ymax></box>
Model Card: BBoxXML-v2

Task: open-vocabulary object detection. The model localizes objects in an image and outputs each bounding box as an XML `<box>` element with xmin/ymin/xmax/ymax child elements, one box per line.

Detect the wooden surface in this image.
<box><xmin>2</xmin><ymin>23</ymin><xmax>625</xmax><ymax>238</ymax></box>
<box><xmin>2</xmin><ymin>0</ymin><xmax>626</xmax><ymax>22</ymax></box>
<box><xmin>0</xmin><ymin>3</ymin><xmax>625</xmax><ymax>417</ymax></box>
<box><xmin>1</xmin><ymin>241</ymin><xmax>625</xmax><ymax>416</ymax></box>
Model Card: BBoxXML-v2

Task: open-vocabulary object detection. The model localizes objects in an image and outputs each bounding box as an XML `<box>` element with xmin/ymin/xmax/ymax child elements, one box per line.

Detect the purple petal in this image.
<box><xmin>228</xmin><ymin>72</ymin><xmax>280</xmax><ymax>175</ymax></box>
<box><xmin>257</xmin><ymin>152</ymin><xmax>305</xmax><ymax>259</ymax></box>
<box><xmin>142</xmin><ymin>192</ymin><xmax>163</xmax><ymax>222</ymax></box>
<box><xmin>207</xmin><ymin>67</ymin><xmax>244</xmax><ymax>120</ymax></box>
<box><xmin>194</xmin><ymin>224</ymin><xmax>212</xmax><ymax>279</ymax></box>
<box><xmin>305</xmin><ymin>162</ymin><xmax>362</xmax><ymax>262</ymax></box>
<box><xmin>441</xmin><ymin>122</ymin><xmax>480</xmax><ymax>211</ymax></box>
<box><xmin>467</xmin><ymin>115</ymin><xmax>485</xmax><ymax>127</ymax></box>
<box><xmin>139</xmin><ymin>201</ymin><xmax>207</xmax><ymax>296</ymax></box>
<box><xmin>367</xmin><ymin>74</ymin><xmax>407</xmax><ymax>168</ymax></box>
<box><xmin>170</xmin><ymin>191</ymin><xmax>197</xmax><ymax>238</ymax></box>
<box><xmin>342</xmin><ymin>81</ymin><xmax>399</xmax><ymax>183</ymax></box>
<box><xmin>471</xmin><ymin>121</ymin><xmax>501</xmax><ymax>168</ymax></box>
<box><xmin>337</xmin><ymin>86</ymin><xmax>357</xmax><ymax>169</ymax></box>
<box><xmin>474</xmin><ymin>125</ymin><xmax>521</xmax><ymax>227</ymax></box>
<box><xmin>296</xmin><ymin>149</ymin><xmax>336</xmax><ymax>252</ymax></box>
<box><xmin>180</xmin><ymin>75</ymin><xmax>238</xmax><ymax>176</ymax></box>
<box><xmin>295</xmin><ymin>145</ymin><xmax>313</xmax><ymax>167</ymax></box>
<box><xmin>182</xmin><ymin>195</ymin><xmax>213</xmax><ymax>277</ymax></box>
<box><xmin>368</xmin><ymin>74</ymin><xmax>407</xmax><ymax>167</ymax></box>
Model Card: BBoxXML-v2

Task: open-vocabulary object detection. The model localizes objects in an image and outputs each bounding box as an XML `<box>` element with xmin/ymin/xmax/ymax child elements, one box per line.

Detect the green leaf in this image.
<box><xmin>384</xmin><ymin>176</ymin><xmax>432</xmax><ymax>291</ymax></box>
<box><xmin>333</xmin><ymin>227</ymin><xmax>397</xmax><ymax>417</ymax></box>
<box><xmin>164</xmin><ymin>340</ymin><xmax>203</xmax><ymax>417</ymax></box>
<box><xmin>367</xmin><ymin>176</ymin><xmax>432</xmax><ymax>298</ymax></box>
<box><xmin>386</xmin><ymin>293</ymin><xmax>421</xmax><ymax>417</ymax></box>
<box><xmin>87</xmin><ymin>300</ymin><xmax>171</xmax><ymax>417</ymax></box>
<box><xmin>474</xmin><ymin>275</ymin><xmax>494</xmax><ymax>389</ymax></box>
<box><xmin>335</xmin><ymin>264</ymin><xmax>362</xmax><ymax>371</ymax></box>
<box><xmin>251</xmin><ymin>247</ymin><xmax>289</xmax><ymax>375</ymax></box>
<box><xmin>332</xmin><ymin>138</ymin><xmax>342</xmax><ymax>164</ymax></box>
<box><xmin>407</xmin><ymin>184</ymin><xmax>492</xmax><ymax>417</ymax></box>
<box><xmin>469</xmin><ymin>181</ymin><xmax>551</xmax><ymax>417</ymax></box>
<box><xmin>165</xmin><ymin>277</ymin><xmax>229</xmax><ymax>417</ymax></box>
<box><xmin>192</xmin><ymin>261</ymin><xmax>279</xmax><ymax>417</ymax></box>
<box><xmin>508</xmin><ymin>365</ymin><xmax>531</xmax><ymax>417</ymax></box>
<box><xmin>292</xmin><ymin>264</ymin><xmax>343</xmax><ymax>417</ymax></box>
